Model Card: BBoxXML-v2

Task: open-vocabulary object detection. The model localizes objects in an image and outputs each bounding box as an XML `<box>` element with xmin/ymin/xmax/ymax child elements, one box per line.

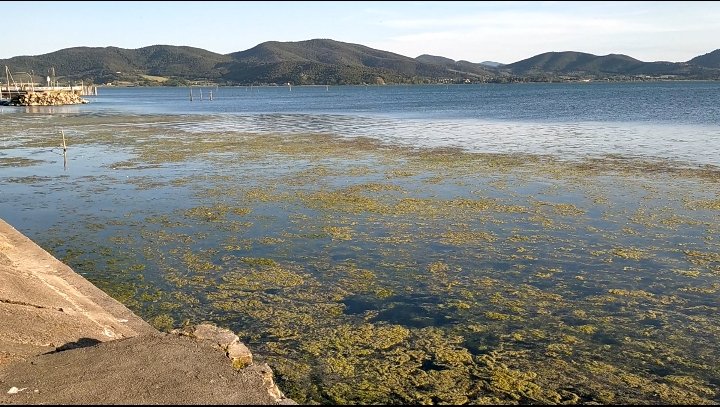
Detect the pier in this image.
<box><xmin>0</xmin><ymin>86</ymin><xmax>96</xmax><ymax>106</ymax></box>
<box><xmin>1</xmin><ymin>66</ymin><xmax>96</xmax><ymax>106</ymax></box>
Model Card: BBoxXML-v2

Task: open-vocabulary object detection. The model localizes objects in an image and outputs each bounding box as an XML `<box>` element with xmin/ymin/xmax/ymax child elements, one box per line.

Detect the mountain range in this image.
<box><xmin>1</xmin><ymin>39</ymin><xmax>718</xmax><ymax>86</ymax></box>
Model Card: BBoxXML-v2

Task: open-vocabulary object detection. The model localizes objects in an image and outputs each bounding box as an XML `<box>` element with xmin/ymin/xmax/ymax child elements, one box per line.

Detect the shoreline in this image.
<box><xmin>94</xmin><ymin>78</ymin><xmax>719</xmax><ymax>89</ymax></box>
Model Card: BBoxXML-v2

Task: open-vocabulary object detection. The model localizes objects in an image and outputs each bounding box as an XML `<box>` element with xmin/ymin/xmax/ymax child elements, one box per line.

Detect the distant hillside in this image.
<box><xmin>131</xmin><ymin>46</ymin><xmax>232</xmax><ymax>77</ymax></box>
<box><xmin>223</xmin><ymin>39</ymin><xmax>493</xmax><ymax>84</ymax></box>
<box><xmin>231</xmin><ymin>39</ymin><xmax>417</xmax><ymax>67</ymax></box>
<box><xmin>480</xmin><ymin>61</ymin><xmax>504</xmax><ymax>67</ymax></box>
<box><xmin>688</xmin><ymin>49</ymin><xmax>720</xmax><ymax>68</ymax></box>
<box><xmin>504</xmin><ymin>51</ymin><xmax>643</xmax><ymax>74</ymax></box>
<box><xmin>415</xmin><ymin>54</ymin><xmax>493</xmax><ymax>77</ymax></box>
<box><xmin>503</xmin><ymin>51</ymin><xmax>719</xmax><ymax>78</ymax></box>
<box><xmin>1</xmin><ymin>41</ymin><xmax>718</xmax><ymax>85</ymax></box>
<box><xmin>224</xmin><ymin>39</ymin><xmax>421</xmax><ymax>84</ymax></box>
<box><xmin>415</xmin><ymin>54</ymin><xmax>456</xmax><ymax>66</ymax></box>
<box><xmin>0</xmin><ymin>45</ymin><xmax>232</xmax><ymax>85</ymax></box>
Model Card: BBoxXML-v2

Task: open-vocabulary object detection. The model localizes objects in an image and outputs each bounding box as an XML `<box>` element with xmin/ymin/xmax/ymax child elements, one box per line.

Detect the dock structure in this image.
<box><xmin>0</xmin><ymin>86</ymin><xmax>96</xmax><ymax>106</ymax></box>
<box><xmin>1</xmin><ymin>66</ymin><xmax>97</xmax><ymax>106</ymax></box>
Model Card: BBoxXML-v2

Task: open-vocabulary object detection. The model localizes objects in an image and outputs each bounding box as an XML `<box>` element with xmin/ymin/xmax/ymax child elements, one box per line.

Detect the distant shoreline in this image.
<box><xmin>94</xmin><ymin>78</ymin><xmax>718</xmax><ymax>88</ymax></box>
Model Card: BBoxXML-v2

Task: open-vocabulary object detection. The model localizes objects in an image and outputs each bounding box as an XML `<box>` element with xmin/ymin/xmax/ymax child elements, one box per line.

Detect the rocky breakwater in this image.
<box><xmin>12</xmin><ymin>90</ymin><xmax>88</xmax><ymax>106</ymax></box>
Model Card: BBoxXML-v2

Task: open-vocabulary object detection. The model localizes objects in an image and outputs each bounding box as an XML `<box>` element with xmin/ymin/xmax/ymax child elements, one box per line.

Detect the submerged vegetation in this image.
<box><xmin>1</xmin><ymin>114</ymin><xmax>719</xmax><ymax>404</ymax></box>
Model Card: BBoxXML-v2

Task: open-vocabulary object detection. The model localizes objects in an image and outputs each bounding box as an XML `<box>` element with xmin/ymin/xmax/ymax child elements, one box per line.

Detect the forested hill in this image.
<box><xmin>503</xmin><ymin>51</ymin><xmax>719</xmax><ymax>78</ymax></box>
<box><xmin>688</xmin><ymin>49</ymin><xmax>720</xmax><ymax>68</ymax></box>
<box><xmin>1</xmin><ymin>39</ymin><xmax>718</xmax><ymax>85</ymax></box>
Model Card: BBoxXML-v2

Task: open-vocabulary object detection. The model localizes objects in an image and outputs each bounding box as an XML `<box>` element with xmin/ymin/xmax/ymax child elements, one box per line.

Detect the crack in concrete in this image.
<box><xmin>0</xmin><ymin>298</ymin><xmax>62</xmax><ymax>312</ymax></box>
<box><xmin>32</xmin><ymin>273</ymin><xmax>119</xmax><ymax>339</ymax></box>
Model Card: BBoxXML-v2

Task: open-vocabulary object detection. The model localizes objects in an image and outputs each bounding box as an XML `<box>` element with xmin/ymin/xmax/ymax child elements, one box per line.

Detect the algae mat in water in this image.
<box><xmin>1</xmin><ymin>114</ymin><xmax>719</xmax><ymax>404</ymax></box>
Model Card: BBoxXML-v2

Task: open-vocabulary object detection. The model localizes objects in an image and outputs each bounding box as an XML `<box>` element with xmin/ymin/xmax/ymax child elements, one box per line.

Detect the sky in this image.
<box><xmin>2</xmin><ymin>1</ymin><xmax>719</xmax><ymax>63</ymax></box>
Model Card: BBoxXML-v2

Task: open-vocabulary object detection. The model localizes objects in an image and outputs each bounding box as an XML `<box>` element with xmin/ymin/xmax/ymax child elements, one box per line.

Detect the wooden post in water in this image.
<box><xmin>209</xmin><ymin>90</ymin><xmax>213</xmax><ymax>101</ymax></box>
<box><xmin>199</xmin><ymin>88</ymin><xmax>203</xmax><ymax>101</ymax></box>
<box><xmin>61</xmin><ymin>129</ymin><xmax>68</xmax><ymax>171</ymax></box>
<box><xmin>189</xmin><ymin>86</ymin><xmax>193</xmax><ymax>101</ymax></box>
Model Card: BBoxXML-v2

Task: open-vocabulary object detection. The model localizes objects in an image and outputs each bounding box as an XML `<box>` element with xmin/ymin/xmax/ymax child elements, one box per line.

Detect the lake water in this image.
<box><xmin>1</xmin><ymin>82</ymin><xmax>719</xmax><ymax>404</ymax></box>
<box><xmin>6</xmin><ymin>82</ymin><xmax>719</xmax><ymax>165</ymax></box>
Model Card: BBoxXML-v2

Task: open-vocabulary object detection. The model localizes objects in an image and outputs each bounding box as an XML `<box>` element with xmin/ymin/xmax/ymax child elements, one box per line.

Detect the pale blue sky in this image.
<box><xmin>3</xmin><ymin>1</ymin><xmax>719</xmax><ymax>63</ymax></box>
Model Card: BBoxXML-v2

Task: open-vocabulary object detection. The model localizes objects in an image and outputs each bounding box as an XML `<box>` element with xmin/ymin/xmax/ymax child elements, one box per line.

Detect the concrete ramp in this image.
<box><xmin>0</xmin><ymin>219</ymin><xmax>154</xmax><ymax>365</ymax></box>
<box><xmin>0</xmin><ymin>219</ymin><xmax>294</xmax><ymax>404</ymax></box>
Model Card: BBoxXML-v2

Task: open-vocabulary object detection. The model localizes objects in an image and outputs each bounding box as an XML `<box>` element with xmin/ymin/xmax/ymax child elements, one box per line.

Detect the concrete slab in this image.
<box><xmin>0</xmin><ymin>219</ymin><xmax>154</xmax><ymax>363</ymax></box>
<box><xmin>0</xmin><ymin>218</ymin><xmax>294</xmax><ymax>404</ymax></box>
<box><xmin>0</xmin><ymin>333</ymin><xmax>292</xmax><ymax>405</ymax></box>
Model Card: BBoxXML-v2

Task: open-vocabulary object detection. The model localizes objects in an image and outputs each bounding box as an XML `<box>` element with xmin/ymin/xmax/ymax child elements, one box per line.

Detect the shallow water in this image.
<box><xmin>4</xmin><ymin>82</ymin><xmax>720</xmax><ymax>166</ymax></box>
<box><xmin>1</xmin><ymin>84</ymin><xmax>719</xmax><ymax>404</ymax></box>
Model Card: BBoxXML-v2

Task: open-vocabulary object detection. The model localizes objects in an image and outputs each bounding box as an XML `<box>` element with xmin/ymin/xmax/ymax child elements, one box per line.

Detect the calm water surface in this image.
<box><xmin>4</xmin><ymin>82</ymin><xmax>719</xmax><ymax>165</ymax></box>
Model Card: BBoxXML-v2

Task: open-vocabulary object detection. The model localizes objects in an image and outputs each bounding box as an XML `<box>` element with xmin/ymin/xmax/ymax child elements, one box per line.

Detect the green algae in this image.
<box><xmin>0</xmin><ymin>156</ymin><xmax>46</xmax><ymax>167</ymax></box>
<box><xmin>323</xmin><ymin>226</ymin><xmax>354</xmax><ymax>241</ymax></box>
<box><xmin>612</xmin><ymin>247</ymin><xmax>647</xmax><ymax>260</ymax></box>
<box><xmin>150</xmin><ymin>314</ymin><xmax>175</xmax><ymax>332</ymax></box>
<box><xmin>5</xmin><ymin>114</ymin><xmax>720</xmax><ymax>405</ymax></box>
